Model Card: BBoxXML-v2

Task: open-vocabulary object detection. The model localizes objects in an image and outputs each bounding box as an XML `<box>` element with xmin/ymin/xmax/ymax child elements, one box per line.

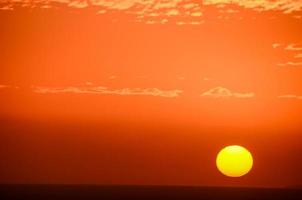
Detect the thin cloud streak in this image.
<box><xmin>273</xmin><ymin>43</ymin><xmax>302</xmax><ymax>66</ymax></box>
<box><xmin>200</xmin><ymin>87</ymin><xmax>255</xmax><ymax>98</ymax></box>
<box><xmin>0</xmin><ymin>85</ymin><xmax>19</xmax><ymax>89</ymax></box>
<box><xmin>285</xmin><ymin>44</ymin><xmax>302</xmax><ymax>51</ymax></box>
<box><xmin>272</xmin><ymin>43</ymin><xmax>282</xmax><ymax>48</ymax></box>
<box><xmin>277</xmin><ymin>62</ymin><xmax>302</xmax><ymax>66</ymax></box>
<box><xmin>3</xmin><ymin>85</ymin><xmax>302</xmax><ymax>100</ymax></box>
<box><xmin>203</xmin><ymin>0</ymin><xmax>302</xmax><ymax>14</ymax></box>
<box><xmin>33</xmin><ymin>86</ymin><xmax>183</xmax><ymax>98</ymax></box>
<box><xmin>278</xmin><ymin>94</ymin><xmax>302</xmax><ymax>100</ymax></box>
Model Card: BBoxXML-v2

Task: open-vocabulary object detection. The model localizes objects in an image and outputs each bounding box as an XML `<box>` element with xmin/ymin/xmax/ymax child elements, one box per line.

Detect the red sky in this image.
<box><xmin>1</xmin><ymin>0</ymin><xmax>302</xmax><ymax>188</ymax></box>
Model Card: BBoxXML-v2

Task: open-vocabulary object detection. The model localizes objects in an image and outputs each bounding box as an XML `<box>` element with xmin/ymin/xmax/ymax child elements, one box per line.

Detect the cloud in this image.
<box><xmin>68</xmin><ymin>1</ymin><xmax>88</xmax><ymax>8</ymax></box>
<box><xmin>4</xmin><ymin>0</ymin><xmax>301</xmax><ymax>14</ymax></box>
<box><xmin>0</xmin><ymin>0</ymin><xmax>202</xmax><ymax>22</ymax></box>
<box><xmin>108</xmin><ymin>75</ymin><xmax>117</xmax><ymax>80</ymax></box>
<box><xmin>203</xmin><ymin>0</ymin><xmax>302</xmax><ymax>14</ymax></box>
<box><xmin>293</xmin><ymin>15</ymin><xmax>302</xmax><ymax>19</ymax></box>
<box><xmin>273</xmin><ymin>43</ymin><xmax>302</xmax><ymax>66</ymax></box>
<box><xmin>2</xmin><ymin>0</ymin><xmax>301</xmax><ymax>25</ymax></box>
<box><xmin>277</xmin><ymin>62</ymin><xmax>302</xmax><ymax>66</ymax></box>
<box><xmin>285</xmin><ymin>43</ymin><xmax>302</xmax><ymax>51</ymax></box>
<box><xmin>278</xmin><ymin>94</ymin><xmax>302</xmax><ymax>100</ymax></box>
<box><xmin>190</xmin><ymin>11</ymin><xmax>202</xmax><ymax>17</ymax></box>
<box><xmin>285</xmin><ymin>44</ymin><xmax>302</xmax><ymax>59</ymax></box>
<box><xmin>165</xmin><ymin>9</ymin><xmax>180</xmax><ymax>16</ymax></box>
<box><xmin>33</xmin><ymin>86</ymin><xmax>183</xmax><ymax>98</ymax></box>
<box><xmin>0</xmin><ymin>85</ymin><xmax>19</xmax><ymax>89</ymax></box>
<box><xmin>273</xmin><ymin>43</ymin><xmax>302</xmax><ymax>51</ymax></box>
<box><xmin>201</xmin><ymin>86</ymin><xmax>255</xmax><ymax>98</ymax></box>
<box><xmin>272</xmin><ymin>43</ymin><xmax>282</xmax><ymax>48</ymax></box>
<box><xmin>176</xmin><ymin>21</ymin><xmax>203</xmax><ymax>25</ymax></box>
<box><xmin>0</xmin><ymin>5</ymin><xmax>13</xmax><ymax>10</ymax></box>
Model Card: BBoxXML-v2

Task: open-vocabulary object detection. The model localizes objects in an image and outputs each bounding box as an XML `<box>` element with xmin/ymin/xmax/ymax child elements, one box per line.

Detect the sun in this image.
<box><xmin>216</xmin><ymin>145</ymin><xmax>253</xmax><ymax>177</ymax></box>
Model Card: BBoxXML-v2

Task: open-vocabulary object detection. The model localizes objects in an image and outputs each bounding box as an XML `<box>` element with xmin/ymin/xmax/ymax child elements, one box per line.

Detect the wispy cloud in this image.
<box><xmin>272</xmin><ymin>43</ymin><xmax>282</xmax><ymax>48</ymax></box>
<box><xmin>273</xmin><ymin>43</ymin><xmax>302</xmax><ymax>66</ymax></box>
<box><xmin>0</xmin><ymin>0</ymin><xmax>203</xmax><ymax>24</ymax></box>
<box><xmin>285</xmin><ymin>44</ymin><xmax>302</xmax><ymax>51</ymax></box>
<box><xmin>277</xmin><ymin>62</ymin><xmax>302</xmax><ymax>66</ymax></box>
<box><xmin>2</xmin><ymin>0</ymin><xmax>301</xmax><ymax>25</ymax></box>
<box><xmin>0</xmin><ymin>5</ymin><xmax>13</xmax><ymax>10</ymax></box>
<box><xmin>0</xmin><ymin>84</ymin><xmax>19</xmax><ymax>89</ymax></box>
<box><xmin>33</xmin><ymin>86</ymin><xmax>183</xmax><ymax>98</ymax></box>
<box><xmin>201</xmin><ymin>86</ymin><xmax>255</xmax><ymax>98</ymax></box>
<box><xmin>278</xmin><ymin>94</ymin><xmax>302</xmax><ymax>100</ymax></box>
<box><xmin>203</xmin><ymin>0</ymin><xmax>302</xmax><ymax>14</ymax></box>
<box><xmin>273</xmin><ymin>43</ymin><xmax>302</xmax><ymax>51</ymax></box>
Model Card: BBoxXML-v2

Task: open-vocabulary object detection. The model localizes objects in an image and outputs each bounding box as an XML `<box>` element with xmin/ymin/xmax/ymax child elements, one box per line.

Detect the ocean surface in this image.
<box><xmin>1</xmin><ymin>185</ymin><xmax>302</xmax><ymax>200</ymax></box>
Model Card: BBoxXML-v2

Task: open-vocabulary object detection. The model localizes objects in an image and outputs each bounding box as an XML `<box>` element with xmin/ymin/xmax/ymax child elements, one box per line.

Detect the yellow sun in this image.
<box><xmin>216</xmin><ymin>145</ymin><xmax>253</xmax><ymax>177</ymax></box>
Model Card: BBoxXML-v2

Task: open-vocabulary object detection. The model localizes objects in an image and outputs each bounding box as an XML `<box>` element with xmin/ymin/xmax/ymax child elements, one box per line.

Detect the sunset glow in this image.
<box><xmin>1</xmin><ymin>0</ymin><xmax>302</xmax><ymax>188</ymax></box>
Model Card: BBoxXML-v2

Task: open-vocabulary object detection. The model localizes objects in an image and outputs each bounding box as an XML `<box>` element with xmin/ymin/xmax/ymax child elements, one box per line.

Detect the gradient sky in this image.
<box><xmin>1</xmin><ymin>0</ymin><xmax>302</xmax><ymax>188</ymax></box>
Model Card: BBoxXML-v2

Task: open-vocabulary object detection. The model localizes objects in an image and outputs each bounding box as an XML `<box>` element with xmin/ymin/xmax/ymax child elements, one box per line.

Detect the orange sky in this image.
<box><xmin>1</xmin><ymin>0</ymin><xmax>302</xmax><ymax>188</ymax></box>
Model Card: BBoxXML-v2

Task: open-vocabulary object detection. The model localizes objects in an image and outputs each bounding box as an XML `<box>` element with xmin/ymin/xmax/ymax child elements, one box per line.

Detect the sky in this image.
<box><xmin>0</xmin><ymin>0</ymin><xmax>302</xmax><ymax>188</ymax></box>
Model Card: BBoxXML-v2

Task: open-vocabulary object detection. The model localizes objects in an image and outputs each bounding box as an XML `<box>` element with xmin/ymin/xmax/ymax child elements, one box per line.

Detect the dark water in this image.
<box><xmin>1</xmin><ymin>185</ymin><xmax>302</xmax><ymax>200</ymax></box>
